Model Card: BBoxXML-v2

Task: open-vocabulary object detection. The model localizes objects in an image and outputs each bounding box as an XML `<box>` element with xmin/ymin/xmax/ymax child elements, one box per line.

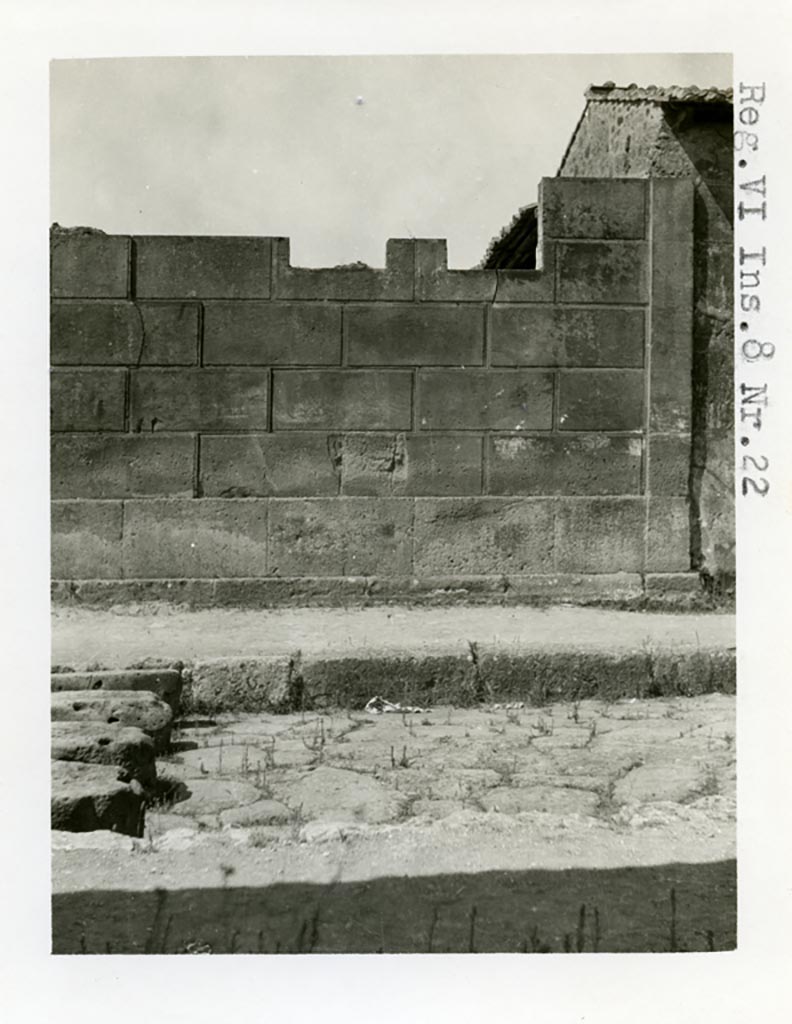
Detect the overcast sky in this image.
<box><xmin>50</xmin><ymin>53</ymin><xmax>731</xmax><ymax>268</ymax></box>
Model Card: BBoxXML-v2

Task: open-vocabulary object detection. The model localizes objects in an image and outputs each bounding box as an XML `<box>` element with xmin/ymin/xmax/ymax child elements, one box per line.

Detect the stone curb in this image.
<box><xmin>180</xmin><ymin>647</ymin><xmax>736</xmax><ymax>715</ymax></box>
<box><xmin>50</xmin><ymin>572</ymin><xmax>732</xmax><ymax>612</ymax></box>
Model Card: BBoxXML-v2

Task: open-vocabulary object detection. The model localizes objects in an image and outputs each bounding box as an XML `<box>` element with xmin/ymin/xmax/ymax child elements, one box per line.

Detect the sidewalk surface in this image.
<box><xmin>52</xmin><ymin>605</ymin><xmax>735</xmax><ymax>669</ymax></box>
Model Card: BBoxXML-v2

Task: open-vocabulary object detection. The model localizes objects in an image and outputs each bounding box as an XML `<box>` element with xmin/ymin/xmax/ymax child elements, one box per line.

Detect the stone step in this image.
<box><xmin>51</xmin><ymin>721</ymin><xmax>157</xmax><ymax>787</ymax></box>
<box><xmin>51</xmin><ymin>761</ymin><xmax>145</xmax><ymax>837</ymax></box>
<box><xmin>50</xmin><ymin>690</ymin><xmax>173</xmax><ymax>752</ymax></box>
<box><xmin>50</xmin><ymin>668</ymin><xmax>182</xmax><ymax>712</ymax></box>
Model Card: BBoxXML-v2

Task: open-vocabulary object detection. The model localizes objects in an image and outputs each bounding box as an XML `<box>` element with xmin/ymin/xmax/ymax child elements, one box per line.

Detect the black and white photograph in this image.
<box><xmin>47</xmin><ymin>50</ymin><xmax>736</xmax><ymax>955</ymax></box>
<box><xmin>1</xmin><ymin>2</ymin><xmax>790</xmax><ymax>1022</ymax></box>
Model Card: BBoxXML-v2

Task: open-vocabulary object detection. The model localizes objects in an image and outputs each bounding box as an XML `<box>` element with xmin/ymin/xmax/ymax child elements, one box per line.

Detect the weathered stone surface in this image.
<box><xmin>168</xmin><ymin>779</ymin><xmax>263</xmax><ymax>816</ymax></box>
<box><xmin>203</xmin><ymin>302</ymin><xmax>341</xmax><ymax>365</ymax></box>
<box><xmin>557</xmin><ymin>241</ymin><xmax>648</xmax><ymax>304</ymax></box>
<box><xmin>217</xmin><ymin>799</ymin><xmax>292</xmax><ymax>827</ymax></box>
<box><xmin>413</xmin><ymin>498</ymin><xmax>554</xmax><ymax>575</ymax></box>
<box><xmin>200</xmin><ymin>434</ymin><xmax>339</xmax><ymax>497</ymax></box>
<box><xmin>558</xmin><ymin>370</ymin><xmax>644</xmax><ymax>431</ymax></box>
<box><xmin>339</xmin><ymin>433</ymin><xmax>482</xmax><ymax>496</ymax></box>
<box><xmin>488</xmin><ymin>435</ymin><xmax>642</xmax><ymax>495</ymax></box>
<box><xmin>270</xmin><ymin>767</ymin><xmax>408</xmax><ymax>824</ymax></box>
<box><xmin>51</xmin><ymin>721</ymin><xmax>157</xmax><ymax>787</ymax></box>
<box><xmin>51</xmin><ymin>669</ymin><xmax>183</xmax><ymax>712</ymax></box>
<box><xmin>541</xmin><ymin>178</ymin><xmax>647</xmax><ymax>240</ymax></box>
<box><xmin>50</xmin><ymin>369</ymin><xmax>127</xmax><ymax>432</ymax></box>
<box><xmin>189</xmin><ymin>657</ymin><xmax>295</xmax><ymax>714</ymax></box>
<box><xmin>50</xmin><ymin>690</ymin><xmax>173</xmax><ymax>752</ymax></box>
<box><xmin>135</xmin><ymin>236</ymin><xmax>272</xmax><ymax>299</ymax></box>
<box><xmin>272</xmin><ymin>370</ymin><xmax>412</xmax><ymax>430</ymax></box>
<box><xmin>51</xmin><ymin>761</ymin><xmax>144</xmax><ymax>836</ymax></box>
<box><xmin>417</xmin><ymin>370</ymin><xmax>553</xmax><ymax>430</ymax></box>
<box><xmin>130</xmin><ymin>368</ymin><xmax>269</xmax><ymax>432</ymax></box>
<box><xmin>50</xmin><ymin>301</ymin><xmax>199</xmax><ymax>365</ymax></box>
<box><xmin>268</xmin><ymin>498</ymin><xmax>412</xmax><ymax>576</ymax></box>
<box><xmin>346</xmin><ymin>304</ymin><xmax>484</xmax><ymax>365</ymax></box>
<box><xmin>556</xmin><ymin>498</ymin><xmax>645</xmax><ymax>573</ymax></box>
<box><xmin>647</xmin><ymin>497</ymin><xmax>690</xmax><ymax>572</ymax></box>
<box><xmin>648</xmin><ymin>435</ymin><xmax>690</xmax><ymax>496</ymax></box>
<box><xmin>613</xmin><ymin>763</ymin><xmax>705</xmax><ymax>805</ymax></box>
<box><xmin>51</xmin><ymin>435</ymin><xmax>195</xmax><ymax>499</ymax></box>
<box><xmin>122</xmin><ymin>499</ymin><xmax>268</xmax><ymax>578</ymax></box>
<box><xmin>51</xmin><ymin>500</ymin><xmax>123</xmax><ymax>579</ymax></box>
<box><xmin>480</xmin><ymin>786</ymin><xmax>600</xmax><ymax>816</ymax></box>
<box><xmin>51</xmin><ymin>231</ymin><xmax>130</xmax><ymax>299</ymax></box>
<box><xmin>490</xmin><ymin>305</ymin><xmax>644</xmax><ymax>367</ymax></box>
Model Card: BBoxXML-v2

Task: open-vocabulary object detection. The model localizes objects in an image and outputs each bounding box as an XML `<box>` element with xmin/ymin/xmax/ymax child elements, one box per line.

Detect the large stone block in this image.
<box><xmin>556</xmin><ymin>498</ymin><xmax>645</xmax><ymax>572</ymax></box>
<box><xmin>492</xmin><ymin>248</ymin><xmax>556</xmax><ymax>303</ymax></box>
<box><xmin>135</xmin><ymin>236</ymin><xmax>272</xmax><ymax>298</ymax></box>
<box><xmin>647</xmin><ymin>497</ymin><xmax>691</xmax><ymax>572</ymax></box>
<box><xmin>417</xmin><ymin>370</ymin><xmax>553</xmax><ymax>430</ymax></box>
<box><xmin>51</xmin><ymin>761</ymin><xmax>144</xmax><ymax>836</ymax></box>
<box><xmin>272</xmin><ymin>370</ymin><xmax>412</xmax><ymax>430</ymax></box>
<box><xmin>203</xmin><ymin>302</ymin><xmax>342</xmax><ymax>365</ymax></box>
<box><xmin>415</xmin><ymin>240</ymin><xmax>497</xmax><ymax>301</ymax></box>
<box><xmin>50</xmin><ymin>369</ymin><xmax>127</xmax><ymax>432</ymax></box>
<box><xmin>130</xmin><ymin>368</ymin><xmax>269</xmax><ymax>431</ymax></box>
<box><xmin>268</xmin><ymin>498</ymin><xmax>412</xmax><ymax>576</ymax></box>
<box><xmin>272</xmin><ymin>237</ymin><xmax>413</xmax><ymax>300</ymax></box>
<box><xmin>200</xmin><ymin>434</ymin><xmax>339</xmax><ymax>497</ymax></box>
<box><xmin>490</xmin><ymin>305</ymin><xmax>645</xmax><ymax>367</ymax></box>
<box><xmin>340</xmin><ymin>433</ymin><xmax>482</xmax><ymax>496</ymax></box>
<box><xmin>558</xmin><ymin>370</ymin><xmax>644</xmax><ymax>431</ymax></box>
<box><xmin>413</xmin><ymin>498</ymin><xmax>554</xmax><ymax>574</ymax></box>
<box><xmin>648</xmin><ymin>435</ymin><xmax>690</xmax><ymax>496</ymax></box>
<box><xmin>346</xmin><ymin>303</ymin><xmax>484</xmax><ymax>365</ymax></box>
<box><xmin>50</xmin><ymin>690</ymin><xmax>173</xmax><ymax>752</ymax></box>
<box><xmin>488</xmin><ymin>435</ymin><xmax>642</xmax><ymax>495</ymax></box>
<box><xmin>51</xmin><ymin>721</ymin><xmax>157</xmax><ymax>787</ymax></box>
<box><xmin>51</xmin><ymin>435</ymin><xmax>195</xmax><ymax>498</ymax></box>
<box><xmin>51</xmin><ymin>669</ymin><xmax>183</xmax><ymax>712</ymax></box>
<box><xmin>51</xmin><ymin>500</ymin><xmax>123</xmax><ymax>578</ymax></box>
<box><xmin>557</xmin><ymin>242</ymin><xmax>648</xmax><ymax>304</ymax></box>
<box><xmin>50</xmin><ymin>301</ymin><xmax>199</xmax><ymax>365</ymax></box>
<box><xmin>51</xmin><ymin>230</ymin><xmax>130</xmax><ymax>299</ymax></box>
<box><xmin>189</xmin><ymin>657</ymin><xmax>295</xmax><ymax>713</ymax></box>
<box><xmin>122</xmin><ymin>498</ymin><xmax>268</xmax><ymax>578</ymax></box>
<box><xmin>541</xmin><ymin>178</ymin><xmax>647</xmax><ymax>239</ymax></box>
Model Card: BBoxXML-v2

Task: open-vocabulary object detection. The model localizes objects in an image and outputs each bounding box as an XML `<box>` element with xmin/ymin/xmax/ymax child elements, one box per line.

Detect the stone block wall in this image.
<box><xmin>559</xmin><ymin>95</ymin><xmax>734</xmax><ymax>586</ymax></box>
<box><xmin>51</xmin><ymin>177</ymin><xmax>699</xmax><ymax>606</ymax></box>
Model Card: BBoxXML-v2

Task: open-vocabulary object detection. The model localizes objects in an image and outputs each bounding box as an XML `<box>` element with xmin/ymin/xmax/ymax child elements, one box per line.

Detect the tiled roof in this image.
<box><xmin>585</xmin><ymin>83</ymin><xmax>733</xmax><ymax>103</ymax></box>
<box><xmin>479</xmin><ymin>204</ymin><xmax>538</xmax><ymax>270</ymax></box>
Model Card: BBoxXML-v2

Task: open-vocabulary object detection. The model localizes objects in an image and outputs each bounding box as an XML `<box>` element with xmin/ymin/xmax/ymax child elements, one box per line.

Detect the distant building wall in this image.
<box><xmin>50</xmin><ymin>176</ymin><xmax>701</xmax><ymax>608</ymax></box>
<box><xmin>559</xmin><ymin>87</ymin><xmax>734</xmax><ymax>588</ymax></box>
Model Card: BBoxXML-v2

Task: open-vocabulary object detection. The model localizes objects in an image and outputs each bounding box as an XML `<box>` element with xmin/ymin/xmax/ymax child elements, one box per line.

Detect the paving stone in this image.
<box><xmin>50</xmin><ymin>690</ymin><xmax>173</xmax><ymax>752</ymax></box>
<box><xmin>168</xmin><ymin>779</ymin><xmax>263</xmax><ymax>817</ymax></box>
<box><xmin>412</xmin><ymin>799</ymin><xmax>466</xmax><ymax>820</ymax></box>
<box><xmin>217</xmin><ymin>800</ymin><xmax>293</xmax><ymax>827</ymax></box>
<box><xmin>479</xmin><ymin>786</ymin><xmax>600</xmax><ymax>816</ymax></box>
<box><xmin>51</xmin><ymin>721</ymin><xmax>157</xmax><ymax>787</ymax></box>
<box><xmin>51</xmin><ymin>761</ymin><xmax>145</xmax><ymax>837</ymax></box>
<box><xmin>612</xmin><ymin>762</ymin><xmax>706</xmax><ymax>805</ymax></box>
<box><xmin>272</xmin><ymin>766</ymin><xmax>408</xmax><ymax>824</ymax></box>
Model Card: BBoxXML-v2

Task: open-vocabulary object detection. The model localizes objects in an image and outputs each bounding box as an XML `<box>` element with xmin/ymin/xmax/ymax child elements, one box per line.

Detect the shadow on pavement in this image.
<box><xmin>53</xmin><ymin>858</ymin><xmax>735</xmax><ymax>954</ymax></box>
